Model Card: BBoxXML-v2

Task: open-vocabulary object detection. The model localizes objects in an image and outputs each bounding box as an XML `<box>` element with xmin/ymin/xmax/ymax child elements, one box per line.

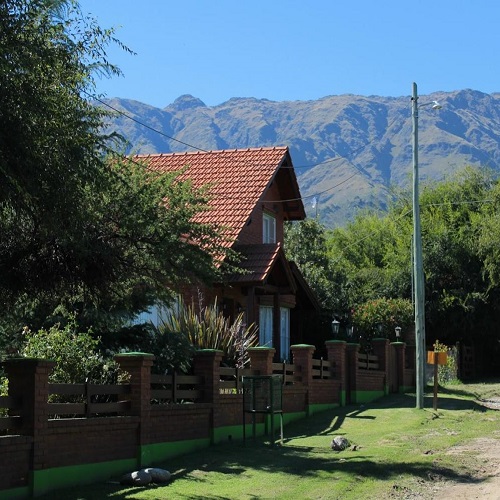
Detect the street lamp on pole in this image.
<box><xmin>411</xmin><ymin>82</ymin><xmax>442</xmax><ymax>409</ymax></box>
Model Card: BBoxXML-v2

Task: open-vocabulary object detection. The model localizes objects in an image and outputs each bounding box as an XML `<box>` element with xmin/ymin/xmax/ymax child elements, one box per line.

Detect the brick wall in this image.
<box><xmin>0</xmin><ymin>435</ymin><xmax>32</xmax><ymax>490</ymax></box>
<box><xmin>149</xmin><ymin>405</ymin><xmax>212</xmax><ymax>443</ymax></box>
<box><xmin>0</xmin><ymin>341</ymin><xmax>413</xmax><ymax>498</ymax></box>
<box><xmin>44</xmin><ymin>418</ymin><xmax>139</xmax><ymax>469</ymax></box>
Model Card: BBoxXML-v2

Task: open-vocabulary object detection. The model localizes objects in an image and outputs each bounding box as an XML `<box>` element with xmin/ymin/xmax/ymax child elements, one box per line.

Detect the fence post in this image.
<box><xmin>248</xmin><ymin>347</ymin><xmax>275</xmax><ymax>376</ymax></box>
<box><xmin>114</xmin><ymin>352</ymin><xmax>154</xmax><ymax>467</ymax></box>
<box><xmin>346</xmin><ymin>343</ymin><xmax>360</xmax><ymax>404</ymax></box>
<box><xmin>372</xmin><ymin>338</ymin><xmax>390</xmax><ymax>395</ymax></box>
<box><xmin>325</xmin><ymin>340</ymin><xmax>347</xmax><ymax>406</ymax></box>
<box><xmin>192</xmin><ymin>349</ymin><xmax>223</xmax><ymax>404</ymax></box>
<box><xmin>2</xmin><ymin>358</ymin><xmax>55</xmax><ymax>496</ymax></box>
<box><xmin>390</xmin><ymin>342</ymin><xmax>406</xmax><ymax>393</ymax></box>
<box><xmin>290</xmin><ymin>344</ymin><xmax>315</xmax><ymax>387</ymax></box>
<box><xmin>192</xmin><ymin>349</ymin><xmax>223</xmax><ymax>444</ymax></box>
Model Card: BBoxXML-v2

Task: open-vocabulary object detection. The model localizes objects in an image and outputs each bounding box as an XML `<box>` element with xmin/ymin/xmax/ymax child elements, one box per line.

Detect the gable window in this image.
<box><xmin>263</xmin><ymin>212</ymin><xmax>276</xmax><ymax>243</ymax></box>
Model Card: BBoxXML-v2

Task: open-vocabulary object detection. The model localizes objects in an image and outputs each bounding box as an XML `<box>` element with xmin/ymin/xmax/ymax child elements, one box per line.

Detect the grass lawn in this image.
<box><xmin>40</xmin><ymin>380</ymin><xmax>500</xmax><ymax>499</ymax></box>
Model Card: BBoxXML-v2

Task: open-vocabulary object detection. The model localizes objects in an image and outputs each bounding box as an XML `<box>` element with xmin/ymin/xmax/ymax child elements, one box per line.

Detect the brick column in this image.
<box><xmin>192</xmin><ymin>349</ymin><xmax>223</xmax><ymax>444</ymax></box>
<box><xmin>248</xmin><ymin>347</ymin><xmax>275</xmax><ymax>375</ymax></box>
<box><xmin>371</xmin><ymin>338</ymin><xmax>389</xmax><ymax>370</ymax></box>
<box><xmin>325</xmin><ymin>340</ymin><xmax>347</xmax><ymax>406</ymax></box>
<box><xmin>2</xmin><ymin>358</ymin><xmax>55</xmax><ymax>471</ymax></box>
<box><xmin>372</xmin><ymin>338</ymin><xmax>390</xmax><ymax>394</ymax></box>
<box><xmin>192</xmin><ymin>349</ymin><xmax>223</xmax><ymax>404</ymax></box>
<box><xmin>346</xmin><ymin>343</ymin><xmax>360</xmax><ymax>404</ymax></box>
<box><xmin>390</xmin><ymin>342</ymin><xmax>406</xmax><ymax>393</ymax></box>
<box><xmin>290</xmin><ymin>344</ymin><xmax>315</xmax><ymax>388</ymax></box>
<box><xmin>115</xmin><ymin>352</ymin><xmax>154</xmax><ymax>465</ymax></box>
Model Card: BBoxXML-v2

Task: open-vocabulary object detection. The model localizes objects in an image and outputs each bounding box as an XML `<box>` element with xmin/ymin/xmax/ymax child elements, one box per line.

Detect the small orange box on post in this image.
<box><xmin>427</xmin><ymin>351</ymin><xmax>447</xmax><ymax>365</ymax></box>
<box><xmin>427</xmin><ymin>351</ymin><xmax>448</xmax><ymax>411</ymax></box>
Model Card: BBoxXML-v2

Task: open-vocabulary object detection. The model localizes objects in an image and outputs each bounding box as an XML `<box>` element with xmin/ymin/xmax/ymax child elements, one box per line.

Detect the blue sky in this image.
<box><xmin>79</xmin><ymin>0</ymin><xmax>500</xmax><ymax>108</ymax></box>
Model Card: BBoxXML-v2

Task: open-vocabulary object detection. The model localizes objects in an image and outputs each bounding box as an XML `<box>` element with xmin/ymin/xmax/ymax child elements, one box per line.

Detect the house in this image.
<box><xmin>136</xmin><ymin>147</ymin><xmax>320</xmax><ymax>361</ymax></box>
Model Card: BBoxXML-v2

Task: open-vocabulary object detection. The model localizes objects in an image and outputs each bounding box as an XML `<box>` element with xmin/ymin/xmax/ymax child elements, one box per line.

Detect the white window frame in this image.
<box><xmin>259</xmin><ymin>306</ymin><xmax>273</xmax><ymax>347</ymax></box>
<box><xmin>263</xmin><ymin>212</ymin><xmax>276</xmax><ymax>244</ymax></box>
<box><xmin>280</xmin><ymin>307</ymin><xmax>290</xmax><ymax>362</ymax></box>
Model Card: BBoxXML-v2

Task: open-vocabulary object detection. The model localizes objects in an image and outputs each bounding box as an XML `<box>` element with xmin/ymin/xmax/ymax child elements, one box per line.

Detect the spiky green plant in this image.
<box><xmin>158</xmin><ymin>298</ymin><xmax>259</xmax><ymax>368</ymax></box>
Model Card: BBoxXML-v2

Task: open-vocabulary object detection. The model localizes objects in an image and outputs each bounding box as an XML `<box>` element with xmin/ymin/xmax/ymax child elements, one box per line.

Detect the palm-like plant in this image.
<box><xmin>157</xmin><ymin>298</ymin><xmax>259</xmax><ymax>368</ymax></box>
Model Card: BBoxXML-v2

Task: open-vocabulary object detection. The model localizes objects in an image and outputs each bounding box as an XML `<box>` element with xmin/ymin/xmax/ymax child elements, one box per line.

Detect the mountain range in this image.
<box><xmin>102</xmin><ymin>89</ymin><xmax>500</xmax><ymax>227</ymax></box>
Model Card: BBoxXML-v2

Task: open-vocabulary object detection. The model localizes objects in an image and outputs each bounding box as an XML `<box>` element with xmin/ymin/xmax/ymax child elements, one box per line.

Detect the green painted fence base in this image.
<box><xmin>0</xmin><ymin>486</ymin><xmax>29</xmax><ymax>500</ymax></box>
<box><xmin>399</xmin><ymin>386</ymin><xmax>414</xmax><ymax>394</ymax></box>
<box><xmin>307</xmin><ymin>403</ymin><xmax>340</xmax><ymax>416</ymax></box>
<box><xmin>282</xmin><ymin>411</ymin><xmax>306</xmax><ymax>426</ymax></box>
<box><xmin>340</xmin><ymin>389</ymin><xmax>347</xmax><ymax>406</ymax></box>
<box><xmin>31</xmin><ymin>458</ymin><xmax>136</xmax><ymax>497</ymax></box>
<box><xmin>352</xmin><ymin>390</ymin><xmax>386</xmax><ymax>404</ymax></box>
<box><xmin>213</xmin><ymin>423</ymin><xmax>254</xmax><ymax>444</ymax></box>
<box><xmin>142</xmin><ymin>438</ymin><xmax>211</xmax><ymax>466</ymax></box>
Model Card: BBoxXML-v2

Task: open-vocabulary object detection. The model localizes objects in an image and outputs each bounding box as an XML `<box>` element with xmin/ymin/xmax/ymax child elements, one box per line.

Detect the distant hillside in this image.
<box><xmin>102</xmin><ymin>89</ymin><xmax>500</xmax><ymax>227</ymax></box>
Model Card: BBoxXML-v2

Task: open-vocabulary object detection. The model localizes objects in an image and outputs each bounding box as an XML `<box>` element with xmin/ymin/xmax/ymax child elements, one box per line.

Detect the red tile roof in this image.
<box><xmin>231</xmin><ymin>243</ymin><xmax>284</xmax><ymax>284</ymax></box>
<box><xmin>135</xmin><ymin>147</ymin><xmax>302</xmax><ymax>246</ymax></box>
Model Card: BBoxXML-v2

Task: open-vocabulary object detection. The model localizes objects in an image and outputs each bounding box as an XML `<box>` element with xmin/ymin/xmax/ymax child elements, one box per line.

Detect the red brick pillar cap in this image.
<box><xmin>390</xmin><ymin>341</ymin><xmax>406</xmax><ymax>346</ymax></box>
<box><xmin>325</xmin><ymin>340</ymin><xmax>347</xmax><ymax>345</ymax></box>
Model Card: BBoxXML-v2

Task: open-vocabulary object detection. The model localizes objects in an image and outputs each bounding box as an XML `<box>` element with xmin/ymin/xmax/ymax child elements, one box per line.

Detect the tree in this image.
<box><xmin>284</xmin><ymin>218</ymin><xmax>346</xmax><ymax>312</ymax></box>
<box><xmin>326</xmin><ymin>166</ymin><xmax>499</xmax><ymax>349</ymax></box>
<box><xmin>0</xmin><ymin>1</ymin><xmax>231</xmax><ymax>346</ymax></box>
<box><xmin>326</xmin><ymin>210</ymin><xmax>411</xmax><ymax>309</ymax></box>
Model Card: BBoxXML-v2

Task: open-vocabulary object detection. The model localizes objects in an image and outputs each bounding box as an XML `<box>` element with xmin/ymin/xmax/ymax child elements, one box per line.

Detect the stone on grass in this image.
<box><xmin>331</xmin><ymin>436</ymin><xmax>350</xmax><ymax>451</ymax></box>
<box><xmin>141</xmin><ymin>467</ymin><xmax>172</xmax><ymax>483</ymax></box>
<box><xmin>120</xmin><ymin>470</ymin><xmax>152</xmax><ymax>486</ymax></box>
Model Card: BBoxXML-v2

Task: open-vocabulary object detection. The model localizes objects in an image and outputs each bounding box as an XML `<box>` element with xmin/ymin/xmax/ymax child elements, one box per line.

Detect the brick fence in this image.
<box><xmin>0</xmin><ymin>340</ymin><xmax>413</xmax><ymax>499</ymax></box>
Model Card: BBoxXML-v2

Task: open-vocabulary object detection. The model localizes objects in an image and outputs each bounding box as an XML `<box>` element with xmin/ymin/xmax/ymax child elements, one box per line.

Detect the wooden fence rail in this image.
<box><xmin>150</xmin><ymin>373</ymin><xmax>204</xmax><ymax>404</ymax></box>
<box><xmin>48</xmin><ymin>382</ymin><xmax>131</xmax><ymax>418</ymax></box>
<box><xmin>0</xmin><ymin>395</ymin><xmax>22</xmax><ymax>432</ymax></box>
<box><xmin>312</xmin><ymin>357</ymin><xmax>334</xmax><ymax>379</ymax></box>
<box><xmin>219</xmin><ymin>366</ymin><xmax>257</xmax><ymax>393</ymax></box>
<box><xmin>272</xmin><ymin>362</ymin><xmax>302</xmax><ymax>384</ymax></box>
<box><xmin>357</xmin><ymin>353</ymin><xmax>380</xmax><ymax>370</ymax></box>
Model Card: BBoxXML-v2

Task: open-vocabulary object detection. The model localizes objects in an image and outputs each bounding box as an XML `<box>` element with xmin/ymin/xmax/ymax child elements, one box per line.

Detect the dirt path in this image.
<box><xmin>394</xmin><ymin>397</ymin><xmax>500</xmax><ymax>500</ymax></box>
<box><xmin>417</xmin><ymin>398</ymin><xmax>500</xmax><ymax>500</ymax></box>
<box><xmin>434</xmin><ymin>436</ymin><xmax>500</xmax><ymax>500</ymax></box>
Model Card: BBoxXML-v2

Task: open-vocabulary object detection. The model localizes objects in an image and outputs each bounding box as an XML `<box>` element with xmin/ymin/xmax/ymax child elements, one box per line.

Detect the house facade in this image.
<box><xmin>137</xmin><ymin>147</ymin><xmax>320</xmax><ymax>361</ymax></box>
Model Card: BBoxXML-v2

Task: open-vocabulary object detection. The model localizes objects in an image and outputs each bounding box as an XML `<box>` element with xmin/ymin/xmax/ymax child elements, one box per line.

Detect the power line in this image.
<box><xmin>85</xmin><ymin>91</ymin><xmax>211</xmax><ymax>153</ymax></box>
<box><xmin>87</xmin><ymin>92</ymin><xmax>402</xmax><ymax>208</ymax></box>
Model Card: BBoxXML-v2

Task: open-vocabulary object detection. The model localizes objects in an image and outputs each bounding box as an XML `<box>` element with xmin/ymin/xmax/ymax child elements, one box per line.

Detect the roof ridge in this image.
<box><xmin>134</xmin><ymin>146</ymin><xmax>288</xmax><ymax>159</ymax></box>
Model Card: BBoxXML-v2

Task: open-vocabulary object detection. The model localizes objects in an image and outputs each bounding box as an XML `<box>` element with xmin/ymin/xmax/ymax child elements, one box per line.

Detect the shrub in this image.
<box><xmin>433</xmin><ymin>339</ymin><xmax>459</xmax><ymax>385</ymax></box>
<box><xmin>143</xmin><ymin>325</ymin><xmax>195</xmax><ymax>374</ymax></box>
<box><xmin>21</xmin><ymin>320</ymin><xmax>120</xmax><ymax>384</ymax></box>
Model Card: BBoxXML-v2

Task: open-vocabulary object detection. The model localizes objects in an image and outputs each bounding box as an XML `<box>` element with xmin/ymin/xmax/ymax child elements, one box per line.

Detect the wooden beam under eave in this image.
<box><xmin>246</xmin><ymin>286</ymin><xmax>256</xmax><ymax>326</ymax></box>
